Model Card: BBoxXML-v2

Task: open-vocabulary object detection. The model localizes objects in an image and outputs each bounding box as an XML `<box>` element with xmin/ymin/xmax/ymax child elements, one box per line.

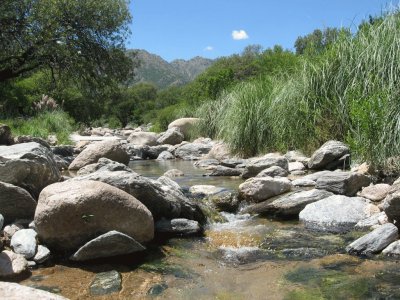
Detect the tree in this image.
<box><xmin>0</xmin><ymin>0</ymin><xmax>133</xmax><ymax>85</ymax></box>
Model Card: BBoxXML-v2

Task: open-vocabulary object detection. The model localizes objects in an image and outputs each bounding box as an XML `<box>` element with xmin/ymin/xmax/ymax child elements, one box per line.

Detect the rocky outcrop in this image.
<box><xmin>308</xmin><ymin>140</ymin><xmax>350</xmax><ymax>170</ymax></box>
<box><xmin>34</xmin><ymin>180</ymin><xmax>154</xmax><ymax>251</ymax></box>
<box><xmin>241</xmin><ymin>155</ymin><xmax>289</xmax><ymax>179</ymax></box>
<box><xmin>127</xmin><ymin>132</ymin><xmax>158</xmax><ymax>146</ymax></box>
<box><xmin>157</xmin><ymin>128</ymin><xmax>184</xmax><ymax>145</ymax></box>
<box><xmin>0</xmin><ymin>282</ymin><xmax>68</xmax><ymax>299</ymax></box>
<box><xmin>0</xmin><ymin>142</ymin><xmax>60</xmax><ymax>198</ymax></box>
<box><xmin>239</xmin><ymin>176</ymin><xmax>292</xmax><ymax>203</ymax></box>
<box><xmin>315</xmin><ymin>171</ymin><xmax>370</xmax><ymax>196</ymax></box>
<box><xmin>69</xmin><ymin>140</ymin><xmax>129</xmax><ymax>170</ymax></box>
<box><xmin>168</xmin><ymin>118</ymin><xmax>200</xmax><ymax>138</ymax></box>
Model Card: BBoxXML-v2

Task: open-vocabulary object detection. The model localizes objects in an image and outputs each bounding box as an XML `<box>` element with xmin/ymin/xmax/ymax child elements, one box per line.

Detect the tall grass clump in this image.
<box><xmin>1</xmin><ymin>110</ymin><xmax>76</xmax><ymax>144</ymax></box>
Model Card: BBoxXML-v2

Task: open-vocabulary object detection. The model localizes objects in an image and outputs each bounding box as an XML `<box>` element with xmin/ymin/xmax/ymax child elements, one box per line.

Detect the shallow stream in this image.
<box><xmin>20</xmin><ymin>161</ymin><xmax>400</xmax><ymax>299</ymax></box>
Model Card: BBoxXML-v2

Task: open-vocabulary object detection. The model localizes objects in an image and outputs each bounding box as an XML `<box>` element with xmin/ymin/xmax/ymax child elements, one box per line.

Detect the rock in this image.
<box><xmin>0</xmin><ymin>250</ymin><xmax>28</xmax><ymax>278</ymax></box>
<box><xmin>382</xmin><ymin>188</ymin><xmax>400</xmax><ymax>222</ymax></box>
<box><xmin>0</xmin><ymin>214</ymin><xmax>3</xmax><ymax>230</ymax></box>
<box><xmin>189</xmin><ymin>185</ymin><xmax>226</xmax><ymax>197</ymax></box>
<box><xmin>163</xmin><ymin>169</ymin><xmax>184</xmax><ymax>178</ymax></box>
<box><xmin>0</xmin><ymin>124</ymin><xmax>12</xmax><ymax>145</ymax></box>
<box><xmin>193</xmin><ymin>159</ymin><xmax>220</xmax><ymax>169</ymax></box>
<box><xmin>289</xmin><ymin>161</ymin><xmax>306</xmax><ymax>172</ymax></box>
<box><xmin>90</xmin><ymin>270</ymin><xmax>121</xmax><ymax>296</ymax></box>
<box><xmin>255</xmin><ymin>166</ymin><xmax>289</xmax><ymax>178</ymax></box>
<box><xmin>168</xmin><ymin>118</ymin><xmax>200</xmax><ymax>138</ymax></box>
<box><xmin>51</xmin><ymin>145</ymin><xmax>74</xmax><ymax>157</ymax></box>
<box><xmin>0</xmin><ymin>142</ymin><xmax>61</xmax><ymax>198</ymax></box>
<box><xmin>239</xmin><ymin>176</ymin><xmax>292</xmax><ymax>203</ymax></box>
<box><xmin>346</xmin><ymin>223</ymin><xmax>398</xmax><ymax>255</ymax></box>
<box><xmin>315</xmin><ymin>171</ymin><xmax>371</xmax><ymax>196</ymax></box>
<box><xmin>308</xmin><ymin>140</ymin><xmax>350</xmax><ymax>170</ymax></box>
<box><xmin>382</xmin><ymin>240</ymin><xmax>400</xmax><ymax>256</ymax></box>
<box><xmin>174</xmin><ymin>142</ymin><xmax>213</xmax><ymax>160</ymax></box>
<box><xmin>70</xmin><ymin>231</ymin><xmax>145</xmax><ymax>261</ymax></box>
<box><xmin>34</xmin><ymin>180</ymin><xmax>154</xmax><ymax>251</ymax></box>
<box><xmin>157</xmin><ymin>128</ymin><xmax>184</xmax><ymax>145</ymax></box>
<box><xmin>157</xmin><ymin>151</ymin><xmax>175</xmax><ymax>160</ymax></box>
<box><xmin>241</xmin><ymin>155</ymin><xmax>289</xmax><ymax>179</ymax></box>
<box><xmin>205</xmin><ymin>142</ymin><xmax>231</xmax><ymax>160</ymax></box>
<box><xmin>302</xmin><ymin>170</ymin><xmax>332</xmax><ymax>181</ymax></box>
<box><xmin>209</xmin><ymin>192</ymin><xmax>240</xmax><ymax>213</ymax></box>
<box><xmin>0</xmin><ymin>282</ymin><xmax>67</xmax><ymax>299</ymax></box>
<box><xmin>220</xmin><ymin>158</ymin><xmax>247</xmax><ymax>168</ymax></box>
<box><xmin>0</xmin><ymin>182</ymin><xmax>37</xmax><ymax>223</ymax></box>
<box><xmin>69</xmin><ymin>140</ymin><xmax>129</xmax><ymax>170</ymax></box>
<box><xmin>33</xmin><ymin>245</ymin><xmax>51</xmax><ymax>264</ymax></box>
<box><xmin>13</xmin><ymin>135</ymin><xmax>50</xmax><ymax>149</ymax></box>
<box><xmin>358</xmin><ymin>184</ymin><xmax>391</xmax><ymax>202</ymax></box>
<box><xmin>127</xmin><ymin>132</ymin><xmax>158</xmax><ymax>146</ymax></box>
<box><xmin>47</xmin><ymin>135</ymin><xmax>58</xmax><ymax>146</ymax></box>
<box><xmin>130</xmin><ymin>144</ymin><xmax>173</xmax><ymax>160</ymax></box>
<box><xmin>147</xmin><ymin>283</ymin><xmax>168</xmax><ymax>296</ymax></box>
<box><xmin>155</xmin><ymin>218</ymin><xmax>201</xmax><ymax>235</ymax></box>
<box><xmin>207</xmin><ymin>165</ymin><xmax>242</xmax><ymax>176</ymax></box>
<box><xmin>355</xmin><ymin>212</ymin><xmax>389</xmax><ymax>231</ymax></box>
<box><xmin>243</xmin><ymin>189</ymin><xmax>333</xmax><ymax>218</ymax></box>
<box><xmin>284</xmin><ymin>150</ymin><xmax>309</xmax><ymax>165</ymax></box>
<box><xmin>3</xmin><ymin>223</ymin><xmax>24</xmax><ymax>238</ymax></box>
<box><xmin>53</xmin><ymin>155</ymin><xmax>69</xmax><ymax>170</ymax></box>
<box><xmin>11</xmin><ymin>229</ymin><xmax>37</xmax><ymax>259</ymax></box>
<box><xmin>299</xmin><ymin>195</ymin><xmax>373</xmax><ymax>233</ymax></box>
<box><xmin>291</xmin><ymin>178</ymin><xmax>316</xmax><ymax>187</ymax></box>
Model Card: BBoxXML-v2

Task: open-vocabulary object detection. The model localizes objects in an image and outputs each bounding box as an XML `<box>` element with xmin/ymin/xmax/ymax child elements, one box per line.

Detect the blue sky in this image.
<box><xmin>127</xmin><ymin>0</ymin><xmax>394</xmax><ymax>61</ymax></box>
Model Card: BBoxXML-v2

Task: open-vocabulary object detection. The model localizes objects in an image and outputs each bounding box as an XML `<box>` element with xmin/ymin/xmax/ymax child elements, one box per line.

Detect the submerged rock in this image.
<box><xmin>11</xmin><ymin>229</ymin><xmax>37</xmax><ymax>259</ymax></box>
<box><xmin>315</xmin><ymin>171</ymin><xmax>370</xmax><ymax>196</ymax></box>
<box><xmin>0</xmin><ymin>282</ymin><xmax>67</xmax><ymax>299</ymax></box>
<box><xmin>163</xmin><ymin>169</ymin><xmax>184</xmax><ymax>178</ymax></box>
<box><xmin>308</xmin><ymin>140</ymin><xmax>350</xmax><ymax>170</ymax></box>
<box><xmin>239</xmin><ymin>176</ymin><xmax>292</xmax><ymax>203</ymax></box>
<box><xmin>90</xmin><ymin>270</ymin><xmax>121</xmax><ymax>296</ymax></box>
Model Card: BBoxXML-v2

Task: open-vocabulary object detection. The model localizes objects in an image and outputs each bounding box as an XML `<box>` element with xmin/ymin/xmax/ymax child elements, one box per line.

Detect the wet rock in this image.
<box><xmin>0</xmin><ymin>282</ymin><xmax>67</xmax><ymax>299</ymax></box>
<box><xmin>156</xmin><ymin>150</ymin><xmax>175</xmax><ymax>160</ymax></box>
<box><xmin>355</xmin><ymin>212</ymin><xmax>389</xmax><ymax>231</ymax></box>
<box><xmin>204</xmin><ymin>142</ymin><xmax>231</xmax><ymax>160</ymax></box>
<box><xmin>241</xmin><ymin>155</ymin><xmax>289</xmax><ymax>179</ymax></box>
<box><xmin>289</xmin><ymin>162</ymin><xmax>306</xmax><ymax>172</ymax></box>
<box><xmin>207</xmin><ymin>165</ymin><xmax>242</xmax><ymax>176</ymax></box>
<box><xmin>193</xmin><ymin>159</ymin><xmax>219</xmax><ymax>169</ymax></box>
<box><xmin>155</xmin><ymin>218</ymin><xmax>201</xmax><ymax>235</ymax></box>
<box><xmin>11</xmin><ymin>229</ymin><xmax>37</xmax><ymax>259</ymax></box>
<box><xmin>0</xmin><ymin>250</ymin><xmax>28</xmax><ymax>278</ymax></box>
<box><xmin>239</xmin><ymin>176</ymin><xmax>292</xmax><ymax>203</ymax></box>
<box><xmin>157</xmin><ymin>128</ymin><xmax>184</xmax><ymax>145</ymax></box>
<box><xmin>127</xmin><ymin>131</ymin><xmax>158</xmax><ymax>146</ymax></box>
<box><xmin>168</xmin><ymin>118</ymin><xmax>200</xmax><ymax>138</ymax></box>
<box><xmin>163</xmin><ymin>169</ymin><xmax>184</xmax><ymax>178</ymax></box>
<box><xmin>174</xmin><ymin>142</ymin><xmax>213</xmax><ymax>160</ymax></box>
<box><xmin>210</xmin><ymin>192</ymin><xmax>240</xmax><ymax>213</ymax></box>
<box><xmin>216</xmin><ymin>246</ymin><xmax>266</xmax><ymax>265</ymax></box>
<box><xmin>358</xmin><ymin>184</ymin><xmax>391</xmax><ymax>202</ymax></box>
<box><xmin>0</xmin><ymin>142</ymin><xmax>60</xmax><ymax>198</ymax></box>
<box><xmin>147</xmin><ymin>282</ymin><xmax>168</xmax><ymax>296</ymax></box>
<box><xmin>299</xmin><ymin>195</ymin><xmax>373</xmax><ymax>233</ymax></box>
<box><xmin>243</xmin><ymin>189</ymin><xmax>333</xmax><ymax>218</ymax></box>
<box><xmin>34</xmin><ymin>180</ymin><xmax>154</xmax><ymax>251</ymax></box>
<box><xmin>308</xmin><ymin>140</ymin><xmax>350</xmax><ymax>170</ymax></box>
<box><xmin>315</xmin><ymin>171</ymin><xmax>371</xmax><ymax>196</ymax></box>
<box><xmin>70</xmin><ymin>230</ymin><xmax>145</xmax><ymax>261</ymax></box>
<box><xmin>189</xmin><ymin>185</ymin><xmax>226</xmax><ymax>197</ymax></box>
<box><xmin>346</xmin><ymin>223</ymin><xmax>398</xmax><ymax>255</ymax></box>
<box><xmin>382</xmin><ymin>240</ymin><xmax>400</xmax><ymax>256</ymax></box>
<box><xmin>0</xmin><ymin>124</ymin><xmax>12</xmax><ymax>145</ymax></box>
<box><xmin>291</xmin><ymin>178</ymin><xmax>316</xmax><ymax>187</ymax></box>
<box><xmin>33</xmin><ymin>245</ymin><xmax>51</xmax><ymax>264</ymax></box>
<box><xmin>255</xmin><ymin>166</ymin><xmax>289</xmax><ymax>178</ymax></box>
<box><xmin>281</xmin><ymin>247</ymin><xmax>328</xmax><ymax>259</ymax></box>
<box><xmin>0</xmin><ymin>214</ymin><xmax>3</xmax><ymax>229</ymax></box>
<box><xmin>90</xmin><ymin>270</ymin><xmax>121</xmax><ymax>296</ymax></box>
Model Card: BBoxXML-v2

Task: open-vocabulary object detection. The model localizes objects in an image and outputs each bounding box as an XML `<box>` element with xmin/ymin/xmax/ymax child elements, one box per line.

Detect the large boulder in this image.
<box><xmin>174</xmin><ymin>142</ymin><xmax>213</xmax><ymax>160</ymax></box>
<box><xmin>34</xmin><ymin>180</ymin><xmax>154</xmax><ymax>251</ymax></box>
<box><xmin>168</xmin><ymin>118</ymin><xmax>200</xmax><ymax>138</ymax></box>
<box><xmin>157</xmin><ymin>128</ymin><xmax>184</xmax><ymax>145</ymax></box>
<box><xmin>238</xmin><ymin>176</ymin><xmax>292</xmax><ymax>203</ymax></box>
<box><xmin>308</xmin><ymin>140</ymin><xmax>350</xmax><ymax>170</ymax></box>
<box><xmin>0</xmin><ymin>250</ymin><xmax>28</xmax><ymax>278</ymax></box>
<box><xmin>0</xmin><ymin>282</ymin><xmax>67</xmax><ymax>299</ymax></box>
<box><xmin>299</xmin><ymin>195</ymin><xmax>376</xmax><ymax>233</ymax></box>
<box><xmin>346</xmin><ymin>223</ymin><xmax>398</xmax><ymax>256</ymax></box>
<box><xmin>69</xmin><ymin>140</ymin><xmax>129</xmax><ymax>170</ymax></box>
<box><xmin>0</xmin><ymin>182</ymin><xmax>37</xmax><ymax>223</ymax></box>
<box><xmin>0</xmin><ymin>142</ymin><xmax>60</xmax><ymax>198</ymax></box>
<box><xmin>128</xmin><ymin>132</ymin><xmax>159</xmax><ymax>146</ymax></box>
<box><xmin>241</xmin><ymin>155</ymin><xmax>289</xmax><ymax>179</ymax></box>
<box><xmin>315</xmin><ymin>171</ymin><xmax>370</xmax><ymax>196</ymax></box>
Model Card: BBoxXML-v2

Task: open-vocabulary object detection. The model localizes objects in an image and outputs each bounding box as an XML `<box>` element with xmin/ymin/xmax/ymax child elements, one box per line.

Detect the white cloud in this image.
<box><xmin>232</xmin><ymin>30</ymin><xmax>249</xmax><ymax>40</ymax></box>
<box><xmin>204</xmin><ymin>46</ymin><xmax>214</xmax><ymax>51</ymax></box>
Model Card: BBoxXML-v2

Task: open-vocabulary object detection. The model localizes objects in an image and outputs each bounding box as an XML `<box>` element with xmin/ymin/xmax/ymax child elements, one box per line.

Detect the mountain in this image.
<box><xmin>127</xmin><ymin>49</ymin><xmax>214</xmax><ymax>89</ymax></box>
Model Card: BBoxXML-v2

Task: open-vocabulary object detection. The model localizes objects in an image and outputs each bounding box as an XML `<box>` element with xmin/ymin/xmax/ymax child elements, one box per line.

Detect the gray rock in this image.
<box><xmin>308</xmin><ymin>140</ymin><xmax>350</xmax><ymax>170</ymax></box>
<box><xmin>53</xmin><ymin>155</ymin><xmax>69</xmax><ymax>170</ymax></box>
<box><xmin>11</xmin><ymin>229</ymin><xmax>37</xmax><ymax>259</ymax></box>
<box><xmin>241</xmin><ymin>155</ymin><xmax>289</xmax><ymax>179</ymax></box>
<box><xmin>220</xmin><ymin>158</ymin><xmax>247</xmax><ymax>168</ymax></box>
<box><xmin>155</xmin><ymin>218</ymin><xmax>201</xmax><ymax>235</ymax></box>
<box><xmin>13</xmin><ymin>135</ymin><xmax>50</xmax><ymax>149</ymax></box>
<box><xmin>90</xmin><ymin>270</ymin><xmax>121</xmax><ymax>296</ymax></box>
<box><xmin>302</xmin><ymin>171</ymin><xmax>332</xmax><ymax>182</ymax></box>
<box><xmin>204</xmin><ymin>142</ymin><xmax>231</xmax><ymax>160</ymax></box>
<box><xmin>69</xmin><ymin>140</ymin><xmax>129</xmax><ymax>170</ymax></box>
<box><xmin>70</xmin><ymin>231</ymin><xmax>145</xmax><ymax>261</ymax></box>
<box><xmin>255</xmin><ymin>166</ymin><xmax>289</xmax><ymax>178</ymax></box>
<box><xmin>0</xmin><ymin>142</ymin><xmax>60</xmax><ymax>198</ymax></box>
<box><xmin>193</xmin><ymin>159</ymin><xmax>220</xmax><ymax>169</ymax></box>
<box><xmin>358</xmin><ymin>183</ymin><xmax>391</xmax><ymax>202</ymax></box>
<box><xmin>134</xmin><ymin>145</ymin><xmax>173</xmax><ymax>160</ymax></box>
<box><xmin>163</xmin><ymin>169</ymin><xmax>184</xmax><ymax>178</ymax></box>
<box><xmin>291</xmin><ymin>178</ymin><xmax>316</xmax><ymax>187</ymax></box>
<box><xmin>33</xmin><ymin>245</ymin><xmax>51</xmax><ymax>264</ymax></box>
<box><xmin>239</xmin><ymin>176</ymin><xmax>292</xmax><ymax>203</ymax></box>
<box><xmin>3</xmin><ymin>223</ymin><xmax>24</xmax><ymax>237</ymax></box>
<box><xmin>156</xmin><ymin>151</ymin><xmax>175</xmax><ymax>160</ymax></box>
<box><xmin>0</xmin><ymin>282</ymin><xmax>67</xmax><ymax>299</ymax></box>
<box><xmin>0</xmin><ymin>250</ymin><xmax>28</xmax><ymax>278</ymax></box>
<box><xmin>289</xmin><ymin>161</ymin><xmax>306</xmax><ymax>172</ymax></box>
<box><xmin>174</xmin><ymin>142</ymin><xmax>213</xmax><ymax>160</ymax></box>
<box><xmin>189</xmin><ymin>185</ymin><xmax>226</xmax><ymax>196</ymax></box>
<box><xmin>284</xmin><ymin>150</ymin><xmax>309</xmax><ymax>165</ymax></box>
<box><xmin>208</xmin><ymin>165</ymin><xmax>242</xmax><ymax>176</ymax></box>
<box><xmin>299</xmin><ymin>195</ymin><xmax>373</xmax><ymax>233</ymax></box>
<box><xmin>0</xmin><ymin>214</ymin><xmax>3</xmax><ymax>230</ymax></box>
<box><xmin>127</xmin><ymin>132</ymin><xmax>158</xmax><ymax>146</ymax></box>
<box><xmin>0</xmin><ymin>181</ymin><xmax>37</xmax><ymax>223</ymax></box>
<box><xmin>157</xmin><ymin>128</ymin><xmax>184</xmax><ymax>145</ymax></box>
<box><xmin>0</xmin><ymin>124</ymin><xmax>12</xmax><ymax>145</ymax></box>
<box><xmin>243</xmin><ymin>189</ymin><xmax>333</xmax><ymax>218</ymax></box>
<box><xmin>346</xmin><ymin>223</ymin><xmax>398</xmax><ymax>255</ymax></box>
<box><xmin>355</xmin><ymin>212</ymin><xmax>389</xmax><ymax>231</ymax></box>
<box><xmin>382</xmin><ymin>240</ymin><xmax>400</xmax><ymax>256</ymax></box>
<box><xmin>209</xmin><ymin>191</ymin><xmax>240</xmax><ymax>213</ymax></box>
<box><xmin>168</xmin><ymin>118</ymin><xmax>200</xmax><ymax>138</ymax></box>
<box><xmin>315</xmin><ymin>171</ymin><xmax>370</xmax><ymax>196</ymax></box>
<box><xmin>51</xmin><ymin>145</ymin><xmax>74</xmax><ymax>157</ymax></box>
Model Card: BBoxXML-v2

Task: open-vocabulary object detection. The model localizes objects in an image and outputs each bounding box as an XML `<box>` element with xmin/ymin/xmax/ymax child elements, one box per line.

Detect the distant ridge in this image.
<box><xmin>127</xmin><ymin>49</ymin><xmax>214</xmax><ymax>89</ymax></box>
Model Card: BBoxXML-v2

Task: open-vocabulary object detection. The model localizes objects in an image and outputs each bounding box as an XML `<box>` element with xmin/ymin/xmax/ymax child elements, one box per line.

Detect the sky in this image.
<box><xmin>127</xmin><ymin>0</ymin><xmax>395</xmax><ymax>62</ymax></box>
